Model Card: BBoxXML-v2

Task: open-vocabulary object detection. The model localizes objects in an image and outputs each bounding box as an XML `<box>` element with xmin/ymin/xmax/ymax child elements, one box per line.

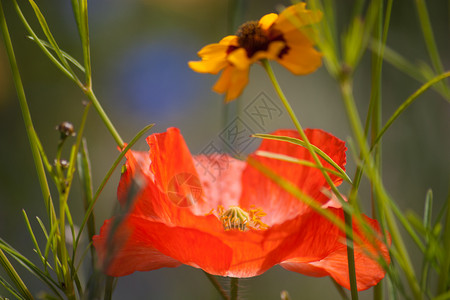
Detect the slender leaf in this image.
<box><xmin>252</xmin><ymin>133</ymin><xmax>352</xmax><ymax>183</ymax></box>
<box><xmin>0</xmin><ymin>249</ymin><xmax>33</xmax><ymax>300</ymax></box>
<box><xmin>74</xmin><ymin>123</ymin><xmax>154</xmax><ymax>254</ymax></box>
<box><xmin>414</xmin><ymin>0</ymin><xmax>450</xmax><ymax>99</ymax></box>
<box><xmin>28</xmin><ymin>0</ymin><xmax>76</xmax><ymax>77</ymax></box>
<box><xmin>373</xmin><ymin>71</ymin><xmax>450</xmax><ymax>148</ymax></box>
<box><xmin>12</xmin><ymin>0</ymin><xmax>79</xmax><ymax>85</ymax></box>
<box><xmin>0</xmin><ymin>275</ymin><xmax>26</xmax><ymax>300</ymax></box>
<box><xmin>255</xmin><ymin>150</ymin><xmax>349</xmax><ymax>182</ymax></box>
<box><xmin>26</xmin><ymin>36</ymin><xmax>85</xmax><ymax>72</ymax></box>
<box><xmin>22</xmin><ymin>210</ymin><xmax>46</xmax><ymax>269</ymax></box>
<box><xmin>0</xmin><ymin>240</ymin><xmax>63</xmax><ymax>299</ymax></box>
<box><xmin>77</xmin><ymin>138</ymin><xmax>96</xmax><ymax>266</ymax></box>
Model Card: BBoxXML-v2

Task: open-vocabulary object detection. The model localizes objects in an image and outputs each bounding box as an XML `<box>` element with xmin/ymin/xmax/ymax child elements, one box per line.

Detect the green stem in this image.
<box><xmin>230</xmin><ymin>277</ymin><xmax>238</xmax><ymax>300</ymax></box>
<box><xmin>0</xmin><ymin>249</ymin><xmax>33</xmax><ymax>300</ymax></box>
<box><xmin>261</xmin><ymin>59</ymin><xmax>359</xmax><ymax>299</ymax></box>
<box><xmin>0</xmin><ymin>0</ymin><xmax>58</xmax><ymax>229</ymax></box>
<box><xmin>414</xmin><ymin>0</ymin><xmax>450</xmax><ymax>98</ymax></box>
<box><xmin>339</xmin><ymin>77</ymin><xmax>422</xmax><ymax>300</ymax></box>
<box><xmin>203</xmin><ymin>272</ymin><xmax>229</xmax><ymax>300</ymax></box>
<box><xmin>331</xmin><ymin>278</ymin><xmax>350</xmax><ymax>300</ymax></box>
<box><xmin>84</xmin><ymin>88</ymin><xmax>124</xmax><ymax>147</ymax></box>
<box><xmin>370</xmin><ymin>0</ymin><xmax>393</xmax><ymax>297</ymax></box>
<box><xmin>438</xmin><ymin>186</ymin><xmax>450</xmax><ymax>293</ymax></box>
<box><xmin>104</xmin><ymin>276</ymin><xmax>114</xmax><ymax>300</ymax></box>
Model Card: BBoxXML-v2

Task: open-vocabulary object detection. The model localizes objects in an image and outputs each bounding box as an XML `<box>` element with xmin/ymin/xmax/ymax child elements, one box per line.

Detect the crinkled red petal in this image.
<box><xmin>281</xmin><ymin>209</ymin><xmax>390</xmax><ymax>291</ymax></box>
<box><xmin>92</xmin><ymin>219</ymin><xmax>181</xmax><ymax>276</ymax></box>
<box><xmin>240</xmin><ymin>129</ymin><xmax>347</xmax><ymax>225</ymax></box>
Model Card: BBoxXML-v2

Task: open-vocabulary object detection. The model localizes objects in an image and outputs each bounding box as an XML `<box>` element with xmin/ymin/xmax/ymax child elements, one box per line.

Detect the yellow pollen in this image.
<box><xmin>217</xmin><ymin>205</ymin><xmax>268</xmax><ymax>231</ymax></box>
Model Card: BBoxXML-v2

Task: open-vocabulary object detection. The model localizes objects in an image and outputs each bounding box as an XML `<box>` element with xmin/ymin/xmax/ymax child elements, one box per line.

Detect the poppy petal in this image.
<box><xmin>240</xmin><ymin>129</ymin><xmax>346</xmax><ymax>225</ymax></box>
<box><xmin>281</xmin><ymin>212</ymin><xmax>390</xmax><ymax>291</ymax></box>
<box><xmin>93</xmin><ymin>219</ymin><xmax>181</xmax><ymax>277</ymax></box>
<box><xmin>147</xmin><ymin>128</ymin><xmax>200</xmax><ymax>196</ymax></box>
<box><xmin>117</xmin><ymin>150</ymin><xmax>153</xmax><ymax>207</ymax></box>
<box><xmin>193</xmin><ymin>154</ymin><xmax>246</xmax><ymax>211</ymax></box>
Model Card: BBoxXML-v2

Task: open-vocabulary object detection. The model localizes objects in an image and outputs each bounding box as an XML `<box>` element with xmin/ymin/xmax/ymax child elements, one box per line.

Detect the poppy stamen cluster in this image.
<box><xmin>218</xmin><ymin>205</ymin><xmax>268</xmax><ymax>231</ymax></box>
<box><xmin>94</xmin><ymin>127</ymin><xmax>390</xmax><ymax>291</ymax></box>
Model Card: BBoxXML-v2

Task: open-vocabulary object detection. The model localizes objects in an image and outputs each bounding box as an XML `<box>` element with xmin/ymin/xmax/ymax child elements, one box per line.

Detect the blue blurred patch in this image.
<box><xmin>112</xmin><ymin>35</ymin><xmax>204</xmax><ymax>117</ymax></box>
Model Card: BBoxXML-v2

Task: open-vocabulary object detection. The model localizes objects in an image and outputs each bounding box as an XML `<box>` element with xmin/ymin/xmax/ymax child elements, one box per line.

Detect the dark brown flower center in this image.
<box><xmin>236</xmin><ymin>21</ymin><xmax>270</xmax><ymax>57</ymax></box>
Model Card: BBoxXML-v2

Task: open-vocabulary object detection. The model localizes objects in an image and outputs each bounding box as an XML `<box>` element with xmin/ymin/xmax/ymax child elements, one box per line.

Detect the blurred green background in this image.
<box><xmin>0</xmin><ymin>0</ymin><xmax>449</xmax><ymax>299</ymax></box>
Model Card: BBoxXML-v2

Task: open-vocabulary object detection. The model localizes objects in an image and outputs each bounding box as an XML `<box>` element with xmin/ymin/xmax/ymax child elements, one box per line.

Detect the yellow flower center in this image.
<box><xmin>217</xmin><ymin>205</ymin><xmax>268</xmax><ymax>231</ymax></box>
<box><xmin>236</xmin><ymin>21</ymin><xmax>270</xmax><ymax>57</ymax></box>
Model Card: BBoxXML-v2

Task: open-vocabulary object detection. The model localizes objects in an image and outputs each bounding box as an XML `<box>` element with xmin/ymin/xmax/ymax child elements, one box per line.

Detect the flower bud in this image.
<box><xmin>56</xmin><ymin>122</ymin><xmax>76</xmax><ymax>139</ymax></box>
<box><xmin>60</xmin><ymin>159</ymin><xmax>69</xmax><ymax>169</ymax></box>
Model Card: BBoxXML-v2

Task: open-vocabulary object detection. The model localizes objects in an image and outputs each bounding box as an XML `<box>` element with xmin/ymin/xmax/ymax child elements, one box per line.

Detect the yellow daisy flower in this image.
<box><xmin>189</xmin><ymin>3</ymin><xmax>323</xmax><ymax>102</ymax></box>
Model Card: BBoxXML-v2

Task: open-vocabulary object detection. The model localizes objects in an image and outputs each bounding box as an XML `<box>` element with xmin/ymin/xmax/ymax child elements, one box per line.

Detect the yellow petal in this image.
<box><xmin>213</xmin><ymin>65</ymin><xmax>232</xmax><ymax>94</ymax></box>
<box><xmin>189</xmin><ymin>42</ymin><xmax>230</xmax><ymax>74</ymax></box>
<box><xmin>227</xmin><ymin>48</ymin><xmax>251</xmax><ymax>70</ymax></box>
<box><xmin>282</xmin><ymin>29</ymin><xmax>315</xmax><ymax>47</ymax></box>
<box><xmin>188</xmin><ymin>60</ymin><xmax>228</xmax><ymax>74</ymax></box>
<box><xmin>252</xmin><ymin>41</ymin><xmax>286</xmax><ymax>62</ymax></box>
<box><xmin>219</xmin><ymin>35</ymin><xmax>239</xmax><ymax>46</ymax></box>
<box><xmin>259</xmin><ymin>13</ymin><xmax>278</xmax><ymax>30</ymax></box>
<box><xmin>277</xmin><ymin>45</ymin><xmax>322</xmax><ymax>75</ymax></box>
<box><xmin>197</xmin><ymin>43</ymin><xmax>228</xmax><ymax>58</ymax></box>
<box><xmin>274</xmin><ymin>3</ymin><xmax>323</xmax><ymax>33</ymax></box>
<box><xmin>213</xmin><ymin>65</ymin><xmax>249</xmax><ymax>102</ymax></box>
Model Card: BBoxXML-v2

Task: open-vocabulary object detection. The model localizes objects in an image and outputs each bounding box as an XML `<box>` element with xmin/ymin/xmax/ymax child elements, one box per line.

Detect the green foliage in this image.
<box><xmin>0</xmin><ymin>0</ymin><xmax>448</xmax><ymax>299</ymax></box>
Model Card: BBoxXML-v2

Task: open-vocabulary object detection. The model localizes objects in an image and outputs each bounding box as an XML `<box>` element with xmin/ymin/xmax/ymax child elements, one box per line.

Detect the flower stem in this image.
<box><xmin>339</xmin><ymin>76</ymin><xmax>422</xmax><ymax>300</ymax></box>
<box><xmin>0</xmin><ymin>249</ymin><xmax>33</xmax><ymax>299</ymax></box>
<box><xmin>84</xmin><ymin>88</ymin><xmax>124</xmax><ymax>148</ymax></box>
<box><xmin>261</xmin><ymin>59</ymin><xmax>359</xmax><ymax>299</ymax></box>
<box><xmin>203</xmin><ymin>272</ymin><xmax>230</xmax><ymax>300</ymax></box>
<box><xmin>230</xmin><ymin>277</ymin><xmax>239</xmax><ymax>300</ymax></box>
<box><xmin>0</xmin><ymin>0</ymin><xmax>57</xmax><ymax>225</ymax></box>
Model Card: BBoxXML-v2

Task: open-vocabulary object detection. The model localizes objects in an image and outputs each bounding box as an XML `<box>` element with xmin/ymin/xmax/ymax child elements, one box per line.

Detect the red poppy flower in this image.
<box><xmin>93</xmin><ymin>128</ymin><xmax>390</xmax><ymax>291</ymax></box>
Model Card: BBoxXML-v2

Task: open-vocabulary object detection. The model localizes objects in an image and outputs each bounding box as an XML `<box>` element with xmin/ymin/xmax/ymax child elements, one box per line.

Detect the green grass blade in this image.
<box><xmin>438</xmin><ymin>189</ymin><xmax>450</xmax><ymax>293</ymax></box>
<box><xmin>373</xmin><ymin>71</ymin><xmax>450</xmax><ymax>148</ymax></box>
<box><xmin>308</xmin><ymin>0</ymin><xmax>340</xmax><ymax>76</ymax></box>
<box><xmin>26</xmin><ymin>36</ymin><xmax>85</xmax><ymax>72</ymax></box>
<box><xmin>432</xmin><ymin>291</ymin><xmax>450</xmax><ymax>300</ymax></box>
<box><xmin>77</xmin><ymin>138</ymin><xmax>96</xmax><ymax>266</ymax></box>
<box><xmin>252</xmin><ymin>133</ymin><xmax>352</xmax><ymax>184</ymax></box>
<box><xmin>79</xmin><ymin>0</ymin><xmax>91</xmax><ymax>87</ymax></box>
<box><xmin>0</xmin><ymin>240</ymin><xmax>62</xmax><ymax>299</ymax></box>
<box><xmin>414</xmin><ymin>0</ymin><xmax>450</xmax><ymax>99</ymax></box>
<box><xmin>12</xmin><ymin>0</ymin><xmax>79</xmax><ymax>85</ymax></box>
<box><xmin>369</xmin><ymin>41</ymin><xmax>449</xmax><ymax>101</ymax></box>
<box><xmin>27</xmin><ymin>0</ymin><xmax>77</xmax><ymax>78</ymax></box>
<box><xmin>423</xmin><ymin>190</ymin><xmax>433</xmax><ymax>229</ymax></box>
<box><xmin>0</xmin><ymin>250</ymin><xmax>33</xmax><ymax>300</ymax></box>
<box><xmin>255</xmin><ymin>150</ymin><xmax>349</xmax><ymax>182</ymax></box>
<box><xmin>35</xmin><ymin>217</ymin><xmax>49</xmax><ymax>241</ymax></box>
<box><xmin>74</xmin><ymin>123</ymin><xmax>154</xmax><ymax>253</ymax></box>
<box><xmin>0</xmin><ymin>275</ymin><xmax>26</xmax><ymax>300</ymax></box>
<box><xmin>1</xmin><ymin>0</ymin><xmax>58</xmax><ymax>233</ymax></box>
<box><xmin>22</xmin><ymin>210</ymin><xmax>46</xmax><ymax>270</ymax></box>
